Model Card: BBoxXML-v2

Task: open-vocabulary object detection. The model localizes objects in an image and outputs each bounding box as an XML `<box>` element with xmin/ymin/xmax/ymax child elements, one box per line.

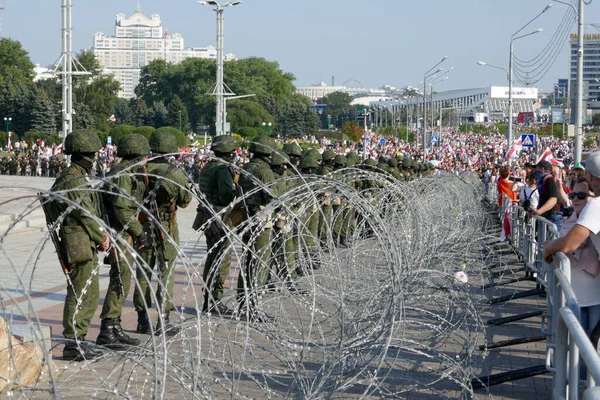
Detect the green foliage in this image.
<box><xmin>23</xmin><ymin>131</ymin><xmax>40</xmax><ymax>144</ymax></box>
<box><xmin>231</xmin><ymin>133</ymin><xmax>243</xmax><ymax>145</ymax></box>
<box><xmin>298</xmin><ymin>141</ymin><xmax>320</xmax><ymax>151</ymax></box>
<box><xmin>30</xmin><ymin>89</ymin><xmax>58</xmax><ymax>135</ymax></box>
<box><xmin>0</xmin><ymin>38</ymin><xmax>35</xmax><ymax>89</ymax></box>
<box><xmin>154</xmin><ymin>126</ymin><xmax>187</xmax><ymax>147</ymax></box>
<box><xmin>73</xmin><ymin>103</ymin><xmax>95</xmax><ymax>130</ymax></box>
<box><xmin>109</xmin><ymin>125</ymin><xmax>136</xmax><ymax>146</ymax></box>
<box><xmin>167</xmin><ymin>95</ymin><xmax>188</xmax><ymax>131</ymax></box>
<box><xmin>133</xmin><ymin>126</ymin><xmax>156</xmax><ymax>141</ymax></box>
<box><xmin>0</xmin><ymin>132</ymin><xmax>7</xmax><ymax>148</ymax></box>
<box><xmin>341</xmin><ymin>121</ymin><xmax>364</xmax><ymax>143</ymax></box>
<box><xmin>585</xmin><ymin>137</ymin><xmax>596</xmax><ymax>149</ymax></box>
<box><xmin>236</xmin><ymin>126</ymin><xmax>262</xmax><ymax>140</ymax></box>
<box><xmin>114</xmin><ymin>98</ymin><xmax>136</xmax><ymax>126</ymax></box>
<box><xmin>136</xmin><ymin>57</ymin><xmax>309</xmax><ymax>134</ymax></box>
<box><xmin>593</xmin><ymin>113</ymin><xmax>600</xmax><ymax>125</ymax></box>
<box><xmin>227</xmin><ymin>99</ymin><xmax>273</xmax><ymax>132</ymax></box>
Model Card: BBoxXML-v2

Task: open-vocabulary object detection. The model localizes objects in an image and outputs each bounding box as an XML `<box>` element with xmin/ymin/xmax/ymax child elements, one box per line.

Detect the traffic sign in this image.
<box><xmin>521</xmin><ymin>134</ymin><xmax>535</xmax><ymax>147</ymax></box>
<box><xmin>107</xmin><ymin>136</ymin><xmax>112</xmax><ymax>145</ymax></box>
<box><xmin>431</xmin><ymin>135</ymin><xmax>439</xmax><ymax>143</ymax></box>
<box><xmin>379</xmin><ymin>138</ymin><xmax>386</xmax><ymax>145</ymax></box>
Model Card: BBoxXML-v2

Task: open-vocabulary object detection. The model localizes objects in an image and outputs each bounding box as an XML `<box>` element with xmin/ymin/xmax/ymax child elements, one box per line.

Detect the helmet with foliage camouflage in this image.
<box><xmin>346</xmin><ymin>153</ymin><xmax>359</xmax><ymax>167</ymax></box>
<box><xmin>322</xmin><ymin>150</ymin><xmax>336</xmax><ymax>161</ymax></box>
<box><xmin>403</xmin><ymin>159</ymin><xmax>412</xmax><ymax>169</ymax></box>
<box><xmin>363</xmin><ymin>158</ymin><xmax>377</xmax><ymax>166</ymax></box>
<box><xmin>271</xmin><ymin>151</ymin><xmax>290</xmax><ymax>167</ymax></box>
<box><xmin>282</xmin><ymin>142</ymin><xmax>302</xmax><ymax>157</ymax></box>
<box><xmin>249</xmin><ymin>136</ymin><xmax>276</xmax><ymax>156</ymax></box>
<box><xmin>299</xmin><ymin>149</ymin><xmax>322</xmax><ymax>169</ymax></box>
<box><xmin>211</xmin><ymin>135</ymin><xmax>239</xmax><ymax>154</ymax></box>
<box><xmin>64</xmin><ymin>129</ymin><xmax>102</xmax><ymax>155</ymax></box>
<box><xmin>149</xmin><ymin>131</ymin><xmax>178</xmax><ymax>154</ymax></box>
<box><xmin>388</xmin><ymin>158</ymin><xmax>398</xmax><ymax>168</ymax></box>
<box><xmin>117</xmin><ymin>134</ymin><xmax>150</xmax><ymax>158</ymax></box>
<box><xmin>334</xmin><ymin>155</ymin><xmax>347</xmax><ymax>167</ymax></box>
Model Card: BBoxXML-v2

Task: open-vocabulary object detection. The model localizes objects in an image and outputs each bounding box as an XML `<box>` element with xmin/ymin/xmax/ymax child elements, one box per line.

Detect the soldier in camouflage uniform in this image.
<box><xmin>8</xmin><ymin>156</ymin><xmax>17</xmax><ymax>175</ymax></box>
<box><xmin>134</xmin><ymin>131</ymin><xmax>192</xmax><ymax>336</ymax></box>
<box><xmin>236</xmin><ymin>136</ymin><xmax>279</xmax><ymax>321</ymax></box>
<box><xmin>196</xmin><ymin>135</ymin><xmax>239</xmax><ymax>315</ymax></box>
<box><xmin>299</xmin><ymin>149</ymin><xmax>322</xmax><ymax>270</ymax></box>
<box><xmin>317</xmin><ymin>150</ymin><xmax>335</xmax><ymax>245</ymax></box>
<box><xmin>96</xmin><ymin>134</ymin><xmax>149</xmax><ymax>349</ymax></box>
<box><xmin>269</xmin><ymin>149</ymin><xmax>302</xmax><ymax>291</ymax></box>
<box><xmin>47</xmin><ymin>129</ymin><xmax>108</xmax><ymax>361</ymax></box>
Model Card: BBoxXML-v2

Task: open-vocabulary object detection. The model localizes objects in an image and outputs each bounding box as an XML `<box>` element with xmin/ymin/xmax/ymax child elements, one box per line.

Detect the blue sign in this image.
<box><xmin>107</xmin><ymin>136</ymin><xmax>112</xmax><ymax>145</ymax></box>
<box><xmin>379</xmin><ymin>138</ymin><xmax>386</xmax><ymax>145</ymax></box>
<box><xmin>431</xmin><ymin>135</ymin><xmax>439</xmax><ymax>143</ymax></box>
<box><xmin>521</xmin><ymin>134</ymin><xmax>535</xmax><ymax>147</ymax></box>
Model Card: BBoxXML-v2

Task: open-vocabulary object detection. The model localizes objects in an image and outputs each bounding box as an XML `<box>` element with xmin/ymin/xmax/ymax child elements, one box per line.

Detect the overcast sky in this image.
<box><xmin>2</xmin><ymin>0</ymin><xmax>591</xmax><ymax>93</ymax></box>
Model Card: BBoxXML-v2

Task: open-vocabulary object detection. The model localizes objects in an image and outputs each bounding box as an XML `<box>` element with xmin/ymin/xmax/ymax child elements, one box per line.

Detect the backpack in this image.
<box><xmin>522</xmin><ymin>188</ymin><xmax>536</xmax><ymax>211</ymax></box>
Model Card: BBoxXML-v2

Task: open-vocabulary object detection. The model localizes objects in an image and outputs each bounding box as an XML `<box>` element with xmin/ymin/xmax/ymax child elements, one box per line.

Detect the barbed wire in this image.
<box><xmin>0</xmin><ymin>159</ymin><xmax>498</xmax><ymax>398</ymax></box>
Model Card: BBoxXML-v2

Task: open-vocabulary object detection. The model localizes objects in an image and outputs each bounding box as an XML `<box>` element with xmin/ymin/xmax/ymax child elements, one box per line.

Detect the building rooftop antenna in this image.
<box><xmin>135</xmin><ymin>0</ymin><xmax>142</xmax><ymax>13</ymax></box>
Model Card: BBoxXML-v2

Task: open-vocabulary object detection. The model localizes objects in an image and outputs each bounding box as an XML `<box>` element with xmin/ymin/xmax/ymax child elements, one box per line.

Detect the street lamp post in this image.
<box><xmin>327</xmin><ymin>114</ymin><xmax>332</xmax><ymax>130</ymax></box>
<box><xmin>422</xmin><ymin>56</ymin><xmax>447</xmax><ymax>161</ymax></box>
<box><xmin>262</xmin><ymin>122</ymin><xmax>272</xmax><ymax>135</ymax></box>
<box><xmin>200</xmin><ymin>0</ymin><xmax>242</xmax><ymax>136</ymax></box>
<box><xmin>555</xmin><ymin>0</ymin><xmax>584</xmax><ymax>166</ymax></box>
<box><xmin>179</xmin><ymin>110</ymin><xmax>182</xmax><ymax>132</ymax></box>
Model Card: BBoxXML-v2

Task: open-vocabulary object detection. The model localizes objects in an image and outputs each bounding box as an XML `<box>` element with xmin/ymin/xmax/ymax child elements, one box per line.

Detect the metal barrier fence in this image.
<box><xmin>499</xmin><ymin>196</ymin><xmax>600</xmax><ymax>399</ymax></box>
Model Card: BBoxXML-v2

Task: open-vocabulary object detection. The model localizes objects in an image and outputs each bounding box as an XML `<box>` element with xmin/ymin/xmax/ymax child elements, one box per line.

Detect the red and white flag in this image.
<box><xmin>107</xmin><ymin>114</ymin><xmax>116</xmax><ymax>122</ymax></box>
<box><xmin>53</xmin><ymin>144</ymin><xmax>63</xmax><ymax>155</ymax></box>
<box><xmin>504</xmin><ymin>138</ymin><xmax>522</xmax><ymax>161</ymax></box>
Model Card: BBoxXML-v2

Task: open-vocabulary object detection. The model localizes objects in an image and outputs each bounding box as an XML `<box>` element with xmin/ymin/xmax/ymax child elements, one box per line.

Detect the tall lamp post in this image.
<box><xmin>200</xmin><ymin>0</ymin><xmax>242</xmax><ymax>136</ymax></box>
<box><xmin>422</xmin><ymin>56</ymin><xmax>447</xmax><ymax>160</ymax></box>
<box><xmin>262</xmin><ymin>122</ymin><xmax>272</xmax><ymax>135</ymax></box>
<box><xmin>555</xmin><ymin>0</ymin><xmax>584</xmax><ymax>166</ymax></box>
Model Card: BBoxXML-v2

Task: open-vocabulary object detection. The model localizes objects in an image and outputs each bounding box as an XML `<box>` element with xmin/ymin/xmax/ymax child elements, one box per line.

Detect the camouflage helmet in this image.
<box><xmin>388</xmin><ymin>158</ymin><xmax>398</xmax><ymax>168</ymax></box>
<box><xmin>249</xmin><ymin>136</ymin><xmax>276</xmax><ymax>156</ymax></box>
<box><xmin>346</xmin><ymin>153</ymin><xmax>359</xmax><ymax>167</ymax></box>
<box><xmin>363</xmin><ymin>158</ymin><xmax>377</xmax><ymax>166</ymax></box>
<box><xmin>282</xmin><ymin>142</ymin><xmax>302</xmax><ymax>157</ymax></box>
<box><xmin>117</xmin><ymin>134</ymin><xmax>150</xmax><ymax>158</ymax></box>
<box><xmin>211</xmin><ymin>135</ymin><xmax>239</xmax><ymax>154</ymax></box>
<box><xmin>334</xmin><ymin>154</ymin><xmax>347</xmax><ymax>167</ymax></box>
<box><xmin>64</xmin><ymin>129</ymin><xmax>102</xmax><ymax>155</ymax></box>
<box><xmin>149</xmin><ymin>131</ymin><xmax>179</xmax><ymax>154</ymax></box>
<box><xmin>271</xmin><ymin>150</ymin><xmax>290</xmax><ymax>167</ymax></box>
<box><xmin>322</xmin><ymin>150</ymin><xmax>336</xmax><ymax>161</ymax></box>
<box><xmin>299</xmin><ymin>149</ymin><xmax>322</xmax><ymax>169</ymax></box>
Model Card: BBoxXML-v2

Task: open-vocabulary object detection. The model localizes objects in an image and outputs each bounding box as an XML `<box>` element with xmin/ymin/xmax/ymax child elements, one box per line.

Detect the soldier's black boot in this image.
<box><xmin>136</xmin><ymin>312</ymin><xmax>150</xmax><ymax>334</ymax></box>
<box><xmin>63</xmin><ymin>336</ymin><xmax>103</xmax><ymax>361</ymax></box>
<box><xmin>154</xmin><ymin>312</ymin><xmax>180</xmax><ymax>337</ymax></box>
<box><xmin>113</xmin><ymin>318</ymin><xmax>140</xmax><ymax>346</ymax></box>
<box><xmin>96</xmin><ymin>319</ymin><xmax>129</xmax><ymax>350</ymax></box>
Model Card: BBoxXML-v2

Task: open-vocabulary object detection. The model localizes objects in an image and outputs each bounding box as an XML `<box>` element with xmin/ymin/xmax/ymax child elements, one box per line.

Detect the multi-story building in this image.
<box><xmin>569</xmin><ymin>33</ymin><xmax>600</xmax><ymax>119</ymax></box>
<box><xmin>93</xmin><ymin>7</ymin><xmax>234</xmax><ymax>99</ymax></box>
<box><xmin>554</xmin><ymin>78</ymin><xmax>568</xmax><ymax>106</ymax></box>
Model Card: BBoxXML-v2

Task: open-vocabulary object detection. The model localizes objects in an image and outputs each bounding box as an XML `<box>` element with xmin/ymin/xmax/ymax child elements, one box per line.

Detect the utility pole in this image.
<box><xmin>201</xmin><ymin>1</ymin><xmax>242</xmax><ymax>136</ymax></box>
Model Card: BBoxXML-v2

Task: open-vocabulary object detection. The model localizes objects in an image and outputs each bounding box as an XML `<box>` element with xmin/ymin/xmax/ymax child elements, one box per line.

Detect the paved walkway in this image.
<box><xmin>0</xmin><ymin>176</ymin><xmax>553</xmax><ymax>398</ymax></box>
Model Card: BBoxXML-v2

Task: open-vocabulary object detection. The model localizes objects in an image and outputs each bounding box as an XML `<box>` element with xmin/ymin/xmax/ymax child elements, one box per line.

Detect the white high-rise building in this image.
<box><xmin>93</xmin><ymin>7</ymin><xmax>234</xmax><ymax>99</ymax></box>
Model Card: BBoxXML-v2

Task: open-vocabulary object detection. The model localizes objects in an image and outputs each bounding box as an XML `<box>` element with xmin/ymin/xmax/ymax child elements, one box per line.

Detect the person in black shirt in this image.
<box><xmin>532</xmin><ymin>160</ymin><xmax>563</xmax><ymax>231</ymax></box>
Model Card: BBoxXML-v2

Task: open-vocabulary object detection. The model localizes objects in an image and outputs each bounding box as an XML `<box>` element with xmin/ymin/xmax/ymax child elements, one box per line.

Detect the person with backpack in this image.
<box><xmin>519</xmin><ymin>173</ymin><xmax>539</xmax><ymax>212</ymax></box>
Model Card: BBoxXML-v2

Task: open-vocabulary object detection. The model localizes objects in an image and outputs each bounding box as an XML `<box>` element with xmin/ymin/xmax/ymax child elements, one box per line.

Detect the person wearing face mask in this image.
<box><xmin>196</xmin><ymin>135</ymin><xmax>240</xmax><ymax>315</ymax></box>
<box><xmin>46</xmin><ymin>129</ymin><xmax>109</xmax><ymax>361</ymax></box>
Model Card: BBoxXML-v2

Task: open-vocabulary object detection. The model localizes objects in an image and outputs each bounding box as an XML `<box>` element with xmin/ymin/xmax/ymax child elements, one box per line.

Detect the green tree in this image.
<box><xmin>114</xmin><ymin>98</ymin><xmax>136</xmax><ymax>126</ymax></box>
<box><xmin>593</xmin><ymin>113</ymin><xmax>600</xmax><ymax>125</ymax></box>
<box><xmin>227</xmin><ymin>99</ymin><xmax>273</xmax><ymax>131</ymax></box>
<box><xmin>71</xmin><ymin>50</ymin><xmax>121</xmax><ymax>132</ymax></box>
<box><xmin>73</xmin><ymin>103</ymin><xmax>95</xmax><ymax>130</ymax></box>
<box><xmin>30</xmin><ymin>89</ymin><xmax>57</xmax><ymax>135</ymax></box>
<box><xmin>0</xmin><ymin>39</ymin><xmax>35</xmax><ymax>89</ymax></box>
<box><xmin>148</xmin><ymin>101</ymin><xmax>168</xmax><ymax>128</ymax></box>
<box><xmin>167</xmin><ymin>95</ymin><xmax>188</xmax><ymax>131</ymax></box>
<box><xmin>133</xmin><ymin>126</ymin><xmax>156</xmax><ymax>141</ymax></box>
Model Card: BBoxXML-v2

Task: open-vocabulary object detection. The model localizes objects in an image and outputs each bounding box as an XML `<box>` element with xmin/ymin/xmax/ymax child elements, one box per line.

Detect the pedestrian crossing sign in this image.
<box><xmin>521</xmin><ymin>134</ymin><xmax>535</xmax><ymax>147</ymax></box>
